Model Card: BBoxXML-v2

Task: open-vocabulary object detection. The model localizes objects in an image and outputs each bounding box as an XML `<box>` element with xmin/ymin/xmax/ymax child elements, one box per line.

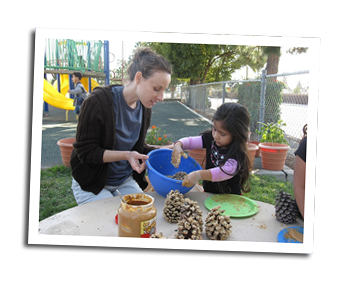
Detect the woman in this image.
<box><xmin>70</xmin><ymin>48</ymin><xmax>172</xmax><ymax>205</ymax></box>
<box><xmin>293</xmin><ymin>124</ymin><xmax>307</xmax><ymax>218</ymax></box>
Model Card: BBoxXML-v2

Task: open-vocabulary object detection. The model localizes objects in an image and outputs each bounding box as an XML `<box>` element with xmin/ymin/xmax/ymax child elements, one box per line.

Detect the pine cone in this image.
<box><xmin>275</xmin><ymin>190</ymin><xmax>299</xmax><ymax>224</ymax></box>
<box><xmin>163</xmin><ymin>190</ymin><xmax>185</xmax><ymax>223</ymax></box>
<box><xmin>175</xmin><ymin>198</ymin><xmax>203</xmax><ymax>240</ymax></box>
<box><xmin>292</xmin><ymin>199</ymin><xmax>301</xmax><ymax>216</ymax></box>
<box><xmin>205</xmin><ymin>205</ymin><xmax>232</xmax><ymax>240</ymax></box>
<box><xmin>167</xmin><ymin>171</ymin><xmax>187</xmax><ymax>180</ymax></box>
<box><xmin>150</xmin><ymin>232</ymin><xmax>166</xmax><ymax>239</ymax></box>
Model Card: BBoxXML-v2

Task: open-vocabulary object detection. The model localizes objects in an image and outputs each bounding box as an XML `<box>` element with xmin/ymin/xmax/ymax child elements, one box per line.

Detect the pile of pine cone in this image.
<box><xmin>162</xmin><ymin>190</ymin><xmax>232</xmax><ymax>240</ymax></box>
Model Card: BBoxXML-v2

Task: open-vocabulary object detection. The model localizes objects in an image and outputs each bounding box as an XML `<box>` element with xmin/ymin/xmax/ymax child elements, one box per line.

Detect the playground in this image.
<box><xmin>42</xmin><ymin>37</ymin><xmax>294</xmax><ymax>183</ymax></box>
<box><xmin>43</xmin><ymin>39</ymin><xmax>113</xmax><ymax>119</ymax></box>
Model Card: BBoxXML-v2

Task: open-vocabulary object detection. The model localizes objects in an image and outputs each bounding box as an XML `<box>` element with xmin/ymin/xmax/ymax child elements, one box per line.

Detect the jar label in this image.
<box><xmin>140</xmin><ymin>216</ymin><xmax>156</xmax><ymax>238</ymax></box>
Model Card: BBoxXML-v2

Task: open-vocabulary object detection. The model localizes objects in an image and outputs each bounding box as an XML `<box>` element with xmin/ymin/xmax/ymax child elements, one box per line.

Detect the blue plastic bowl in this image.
<box><xmin>146</xmin><ymin>149</ymin><xmax>203</xmax><ymax>197</ymax></box>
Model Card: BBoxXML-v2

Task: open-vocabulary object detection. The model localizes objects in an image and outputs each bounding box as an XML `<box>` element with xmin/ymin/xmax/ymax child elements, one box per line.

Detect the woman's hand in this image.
<box><xmin>103</xmin><ymin>150</ymin><xmax>148</xmax><ymax>173</ymax></box>
<box><xmin>171</xmin><ymin>142</ymin><xmax>188</xmax><ymax>168</ymax></box>
<box><xmin>127</xmin><ymin>151</ymin><xmax>148</xmax><ymax>174</ymax></box>
<box><xmin>182</xmin><ymin>171</ymin><xmax>201</xmax><ymax>187</ymax></box>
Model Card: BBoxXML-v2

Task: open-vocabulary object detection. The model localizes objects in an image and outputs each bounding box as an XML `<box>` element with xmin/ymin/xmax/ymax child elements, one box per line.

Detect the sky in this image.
<box><xmin>109</xmin><ymin>40</ymin><xmax>138</xmax><ymax>68</ymax></box>
<box><xmin>46</xmin><ymin>40</ymin><xmax>309</xmax><ymax>90</ymax></box>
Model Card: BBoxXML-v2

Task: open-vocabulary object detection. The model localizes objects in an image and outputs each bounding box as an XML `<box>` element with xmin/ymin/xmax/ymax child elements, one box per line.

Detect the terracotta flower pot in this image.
<box><xmin>248</xmin><ymin>141</ymin><xmax>261</xmax><ymax>157</ymax></box>
<box><xmin>57</xmin><ymin>137</ymin><xmax>76</xmax><ymax>168</ymax></box>
<box><xmin>259</xmin><ymin>142</ymin><xmax>290</xmax><ymax>171</ymax></box>
<box><xmin>188</xmin><ymin>148</ymin><xmax>207</xmax><ymax>167</ymax></box>
<box><xmin>247</xmin><ymin>142</ymin><xmax>258</xmax><ymax>171</ymax></box>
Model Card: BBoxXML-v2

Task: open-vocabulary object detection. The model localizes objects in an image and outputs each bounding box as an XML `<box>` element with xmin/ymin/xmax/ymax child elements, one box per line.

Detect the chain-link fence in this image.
<box><xmin>168</xmin><ymin>70</ymin><xmax>309</xmax><ymax>166</ymax></box>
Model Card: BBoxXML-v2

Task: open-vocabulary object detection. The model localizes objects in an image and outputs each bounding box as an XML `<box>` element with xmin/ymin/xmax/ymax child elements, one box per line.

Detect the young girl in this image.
<box><xmin>70</xmin><ymin>47</ymin><xmax>172</xmax><ymax>205</ymax></box>
<box><xmin>171</xmin><ymin>102</ymin><xmax>251</xmax><ymax>194</ymax></box>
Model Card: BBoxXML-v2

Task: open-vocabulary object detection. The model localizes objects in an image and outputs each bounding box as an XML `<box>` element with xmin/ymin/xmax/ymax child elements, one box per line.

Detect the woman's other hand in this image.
<box><xmin>127</xmin><ymin>151</ymin><xmax>148</xmax><ymax>174</ymax></box>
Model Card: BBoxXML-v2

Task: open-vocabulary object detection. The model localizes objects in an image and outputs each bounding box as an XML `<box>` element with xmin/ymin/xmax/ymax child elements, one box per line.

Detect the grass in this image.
<box><xmin>244</xmin><ymin>174</ymin><xmax>294</xmax><ymax>205</ymax></box>
<box><xmin>40</xmin><ymin>165</ymin><xmax>77</xmax><ymax>221</ymax></box>
<box><xmin>39</xmin><ymin>165</ymin><xmax>294</xmax><ymax>221</ymax></box>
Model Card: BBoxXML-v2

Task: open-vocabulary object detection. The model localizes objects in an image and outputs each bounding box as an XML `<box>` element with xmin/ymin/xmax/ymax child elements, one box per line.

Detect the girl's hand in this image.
<box><xmin>182</xmin><ymin>171</ymin><xmax>201</xmax><ymax>187</ymax></box>
<box><xmin>127</xmin><ymin>151</ymin><xmax>148</xmax><ymax>174</ymax></box>
<box><xmin>171</xmin><ymin>142</ymin><xmax>188</xmax><ymax>168</ymax></box>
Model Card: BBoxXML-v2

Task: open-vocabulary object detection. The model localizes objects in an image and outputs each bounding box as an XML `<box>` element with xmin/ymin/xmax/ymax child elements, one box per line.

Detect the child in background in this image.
<box><xmin>171</xmin><ymin>102</ymin><xmax>251</xmax><ymax>195</ymax></box>
<box><xmin>67</xmin><ymin>71</ymin><xmax>87</xmax><ymax>115</ymax></box>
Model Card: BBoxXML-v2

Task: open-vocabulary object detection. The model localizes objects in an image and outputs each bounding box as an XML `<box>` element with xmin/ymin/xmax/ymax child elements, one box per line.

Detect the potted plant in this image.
<box><xmin>247</xmin><ymin>129</ymin><xmax>261</xmax><ymax>158</ymax></box>
<box><xmin>246</xmin><ymin>142</ymin><xmax>258</xmax><ymax>171</ymax></box>
<box><xmin>145</xmin><ymin>125</ymin><xmax>173</xmax><ymax>149</ymax></box>
<box><xmin>248</xmin><ymin>140</ymin><xmax>261</xmax><ymax>157</ymax></box>
<box><xmin>256</xmin><ymin>120</ymin><xmax>290</xmax><ymax>171</ymax></box>
<box><xmin>57</xmin><ymin>137</ymin><xmax>76</xmax><ymax>168</ymax></box>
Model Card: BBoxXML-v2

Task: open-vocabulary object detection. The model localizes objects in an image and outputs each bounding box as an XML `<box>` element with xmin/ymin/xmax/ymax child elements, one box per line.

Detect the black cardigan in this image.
<box><xmin>70</xmin><ymin>84</ymin><xmax>154</xmax><ymax>195</ymax></box>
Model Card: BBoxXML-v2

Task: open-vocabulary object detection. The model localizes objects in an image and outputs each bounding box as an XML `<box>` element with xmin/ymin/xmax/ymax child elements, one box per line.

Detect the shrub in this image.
<box><xmin>238</xmin><ymin>79</ymin><xmax>285</xmax><ymax>140</ymax></box>
<box><xmin>145</xmin><ymin>125</ymin><xmax>172</xmax><ymax>145</ymax></box>
<box><xmin>256</xmin><ymin>120</ymin><xmax>289</xmax><ymax>144</ymax></box>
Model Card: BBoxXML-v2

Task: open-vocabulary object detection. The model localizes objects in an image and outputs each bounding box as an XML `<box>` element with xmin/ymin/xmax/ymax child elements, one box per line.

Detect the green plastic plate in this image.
<box><xmin>204</xmin><ymin>194</ymin><xmax>259</xmax><ymax>218</ymax></box>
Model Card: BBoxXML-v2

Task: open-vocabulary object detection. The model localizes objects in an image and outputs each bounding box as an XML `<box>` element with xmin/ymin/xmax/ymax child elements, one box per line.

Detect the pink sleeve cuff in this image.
<box><xmin>178</xmin><ymin>136</ymin><xmax>203</xmax><ymax>150</ymax></box>
<box><xmin>210</xmin><ymin>159</ymin><xmax>238</xmax><ymax>182</ymax></box>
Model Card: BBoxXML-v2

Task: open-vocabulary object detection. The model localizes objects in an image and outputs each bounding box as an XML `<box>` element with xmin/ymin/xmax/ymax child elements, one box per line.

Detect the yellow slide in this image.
<box><xmin>43</xmin><ymin>78</ymin><xmax>75</xmax><ymax>111</ymax></box>
<box><xmin>44</xmin><ymin>74</ymin><xmax>99</xmax><ymax>111</ymax></box>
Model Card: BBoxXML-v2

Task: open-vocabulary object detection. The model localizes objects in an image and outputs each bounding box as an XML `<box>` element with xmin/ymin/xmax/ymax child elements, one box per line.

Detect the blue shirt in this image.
<box><xmin>106</xmin><ymin>86</ymin><xmax>143</xmax><ymax>186</ymax></box>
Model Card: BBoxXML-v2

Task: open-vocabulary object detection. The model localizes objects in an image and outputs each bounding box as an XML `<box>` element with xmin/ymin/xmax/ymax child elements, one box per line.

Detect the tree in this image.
<box><xmin>293</xmin><ymin>81</ymin><xmax>303</xmax><ymax>94</ymax></box>
<box><xmin>263</xmin><ymin>47</ymin><xmax>309</xmax><ymax>75</ymax></box>
<box><xmin>264</xmin><ymin>47</ymin><xmax>281</xmax><ymax>75</ymax></box>
<box><xmin>139</xmin><ymin>42</ymin><xmax>267</xmax><ymax>85</ymax></box>
<box><xmin>110</xmin><ymin>59</ymin><xmax>128</xmax><ymax>83</ymax></box>
<box><xmin>109</xmin><ymin>50</ymin><xmax>135</xmax><ymax>84</ymax></box>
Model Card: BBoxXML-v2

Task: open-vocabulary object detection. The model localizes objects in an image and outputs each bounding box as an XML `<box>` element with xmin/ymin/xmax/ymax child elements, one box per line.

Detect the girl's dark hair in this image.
<box><xmin>209</xmin><ymin>102</ymin><xmax>251</xmax><ymax>193</ymax></box>
<box><xmin>127</xmin><ymin>47</ymin><xmax>172</xmax><ymax>81</ymax></box>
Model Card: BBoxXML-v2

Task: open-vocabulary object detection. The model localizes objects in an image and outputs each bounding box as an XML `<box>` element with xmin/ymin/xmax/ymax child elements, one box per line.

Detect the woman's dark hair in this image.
<box><xmin>127</xmin><ymin>47</ymin><xmax>172</xmax><ymax>81</ymax></box>
<box><xmin>72</xmin><ymin>71</ymin><xmax>82</xmax><ymax>80</ymax></box>
<box><xmin>208</xmin><ymin>102</ymin><xmax>251</xmax><ymax>193</ymax></box>
<box><xmin>301</xmin><ymin>124</ymin><xmax>307</xmax><ymax>142</ymax></box>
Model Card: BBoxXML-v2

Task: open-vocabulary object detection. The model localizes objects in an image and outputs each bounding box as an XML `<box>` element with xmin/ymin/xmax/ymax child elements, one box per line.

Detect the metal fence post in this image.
<box><xmin>259</xmin><ymin>69</ymin><xmax>267</xmax><ymax>133</ymax></box>
<box><xmin>203</xmin><ymin>85</ymin><xmax>206</xmax><ymax>114</ymax></box>
<box><xmin>180</xmin><ymin>85</ymin><xmax>182</xmax><ymax>101</ymax></box>
<box><xmin>222</xmin><ymin>83</ymin><xmax>226</xmax><ymax>104</ymax></box>
<box><xmin>191</xmin><ymin>86</ymin><xmax>195</xmax><ymax>109</ymax></box>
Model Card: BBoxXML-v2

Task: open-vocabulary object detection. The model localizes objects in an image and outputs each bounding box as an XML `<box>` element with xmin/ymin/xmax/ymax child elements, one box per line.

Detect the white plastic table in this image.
<box><xmin>38</xmin><ymin>192</ymin><xmax>303</xmax><ymax>242</ymax></box>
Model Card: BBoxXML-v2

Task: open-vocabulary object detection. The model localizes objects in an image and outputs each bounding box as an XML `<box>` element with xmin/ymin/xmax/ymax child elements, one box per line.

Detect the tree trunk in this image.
<box><xmin>190</xmin><ymin>78</ymin><xmax>201</xmax><ymax>85</ymax></box>
<box><xmin>265</xmin><ymin>52</ymin><xmax>280</xmax><ymax>75</ymax></box>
